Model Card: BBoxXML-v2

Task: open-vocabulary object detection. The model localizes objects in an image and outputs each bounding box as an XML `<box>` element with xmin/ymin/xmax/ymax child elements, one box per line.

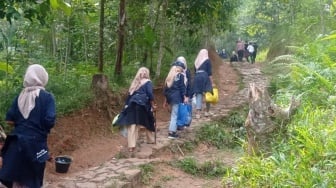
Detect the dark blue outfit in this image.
<box><xmin>193</xmin><ymin>59</ymin><xmax>213</xmax><ymax>94</ymax></box>
<box><xmin>115</xmin><ymin>81</ymin><xmax>155</xmax><ymax>132</ymax></box>
<box><xmin>185</xmin><ymin>69</ymin><xmax>193</xmax><ymax>98</ymax></box>
<box><xmin>164</xmin><ymin>73</ymin><xmax>186</xmax><ymax>105</ymax></box>
<box><xmin>0</xmin><ymin>90</ymin><xmax>56</xmax><ymax>188</ymax></box>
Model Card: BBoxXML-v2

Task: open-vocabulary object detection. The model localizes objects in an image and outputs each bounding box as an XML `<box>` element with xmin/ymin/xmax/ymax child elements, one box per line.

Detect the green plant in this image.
<box><xmin>139</xmin><ymin>163</ymin><xmax>154</xmax><ymax>185</ymax></box>
<box><xmin>175</xmin><ymin>157</ymin><xmax>227</xmax><ymax>178</ymax></box>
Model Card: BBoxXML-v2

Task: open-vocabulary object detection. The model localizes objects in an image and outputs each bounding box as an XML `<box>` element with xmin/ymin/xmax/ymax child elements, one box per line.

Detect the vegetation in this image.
<box><xmin>1</xmin><ymin>0</ymin><xmax>336</xmax><ymax>187</ymax></box>
<box><xmin>174</xmin><ymin>157</ymin><xmax>228</xmax><ymax>178</ymax></box>
<box><xmin>196</xmin><ymin>108</ymin><xmax>247</xmax><ymax>149</ymax></box>
<box><xmin>139</xmin><ymin>163</ymin><xmax>154</xmax><ymax>185</ymax></box>
<box><xmin>224</xmin><ymin>25</ymin><xmax>336</xmax><ymax>188</ymax></box>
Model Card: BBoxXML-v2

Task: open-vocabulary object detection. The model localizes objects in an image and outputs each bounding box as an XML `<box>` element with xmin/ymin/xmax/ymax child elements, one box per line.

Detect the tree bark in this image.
<box><xmin>98</xmin><ymin>0</ymin><xmax>105</xmax><ymax>73</ymax></box>
<box><xmin>155</xmin><ymin>1</ymin><xmax>167</xmax><ymax>79</ymax></box>
<box><xmin>245</xmin><ymin>83</ymin><xmax>300</xmax><ymax>155</ymax></box>
<box><xmin>114</xmin><ymin>0</ymin><xmax>126</xmax><ymax>76</ymax></box>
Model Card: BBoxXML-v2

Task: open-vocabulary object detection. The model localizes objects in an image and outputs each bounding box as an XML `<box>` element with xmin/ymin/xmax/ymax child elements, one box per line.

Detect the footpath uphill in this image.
<box><xmin>44</xmin><ymin>58</ymin><xmax>268</xmax><ymax>188</ymax></box>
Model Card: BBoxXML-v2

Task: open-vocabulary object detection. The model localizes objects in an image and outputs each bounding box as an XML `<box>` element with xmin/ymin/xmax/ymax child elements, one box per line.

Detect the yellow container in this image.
<box><xmin>205</xmin><ymin>88</ymin><xmax>219</xmax><ymax>104</ymax></box>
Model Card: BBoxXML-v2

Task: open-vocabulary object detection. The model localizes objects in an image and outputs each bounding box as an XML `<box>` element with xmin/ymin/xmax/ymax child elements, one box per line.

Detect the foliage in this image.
<box><xmin>196</xmin><ymin>108</ymin><xmax>247</xmax><ymax>149</ymax></box>
<box><xmin>47</xmin><ymin>62</ymin><xmax>95</xmax><ymax>115</ymax></box>
<box><xmin>0</xmin><ymin>62</ymin><xmax>96</xmax><ymax>127</ymax></box>
<box><xmin>139</xmin><ymin>163</ymin><xmax>154</xmax><ymax>185</ymax></box>
<box><xmin>174</xmin><ymin>157</ymin><xmax>228</xmax><ymax>178</ymax></box>
<box><xmin>224</xmin><ymin>32</ymin><xmax>336</xmax><ymax>187</ymax></box>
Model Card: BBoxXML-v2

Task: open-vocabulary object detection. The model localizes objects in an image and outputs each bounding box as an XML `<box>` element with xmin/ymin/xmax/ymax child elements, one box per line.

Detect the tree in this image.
<box><xmin>114</xmin><ymin>0</ymin><xmax>126</xmax><ymax>75</ymax></box>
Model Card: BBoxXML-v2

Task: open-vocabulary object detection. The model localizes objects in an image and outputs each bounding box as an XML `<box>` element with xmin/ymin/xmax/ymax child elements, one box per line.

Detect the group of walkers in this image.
<box><xmin>230</xmin><ymin>38</ymin><xmax>258</xmax><ymax>64</ymax></box>
<box><xmin>0</xmin><ymin>49</ymin><xmax>214</xmax><ymax>187</ymax></box>
<box><xmin>115</xmin><ymin>48</ymin><xmax>215</xmax><ymax>150</ymax></box>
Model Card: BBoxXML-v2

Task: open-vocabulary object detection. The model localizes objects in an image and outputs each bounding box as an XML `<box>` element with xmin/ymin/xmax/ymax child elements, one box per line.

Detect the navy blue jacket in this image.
<box><xmin>192</xmin><ymin>59</ymin><xmax>213</xmax><ymax>93</ymax></box>
<box><xmin>164</xmin><ymin>73</ymin><xmax>186</xmax><ymax>105</ymax></box>
<box><xmin>126</xmin><ymin>81</ymin><xmax>154</xmax><ymax>111</ymax></box>
<box><xmin>185</xmin><ymin>69</ymin><xmax>193</xmax><ymax>98</ymax></box>
<box><xmin>0</xmin><ymin>89</ymin><xmax>56</xmax><ymax>187</ymax></box>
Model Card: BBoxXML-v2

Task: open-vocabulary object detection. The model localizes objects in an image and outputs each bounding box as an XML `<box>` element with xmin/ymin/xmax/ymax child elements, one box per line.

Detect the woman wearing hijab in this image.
<box><xmin>192</xmin><ymin>49</ymin><xmax>214</xmax><ymax>119</ymax></box>
<box><xmin>115</xmin><ymin>67</ymin><xmax>156</xmax><ymax>152</ymax></box>
<box><xmin>176</xmin><ymin>56</ymin><xmax>193</xmax><ymax>100</ymax></box>
<box><xmin>0</xmin><ymin>64</ymin><xmax>56</xmax><ymax>188</ymax></box>
<box><xmin>163</xmin><ymin>63</ymin><xmax>188</xmax><ymax>139</ymax></box>
<box><xmin>174</xmin><ymin>56</ymin><xmax>193</xmax><ymax>130</ymax></box>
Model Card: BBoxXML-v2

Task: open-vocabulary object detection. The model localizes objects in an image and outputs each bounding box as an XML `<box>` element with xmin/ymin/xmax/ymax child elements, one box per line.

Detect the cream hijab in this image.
<box><xmin>129</xmin><ymin>67</ymin><xmax>150</xmax><ymax>95</ymax></box>
<box><xmin>165</xmin><ymin>65</ymin><xmax>183</xmax><ymax>88</ymax></box>
<box><xmin>18</xmin><ymin>64</ymin><xmax>49</xmax><ymax>119</ymax></box>
<box><xmin>194</xmin><ymin>49</ymin><xmax>209</xmax><ymax>70</ymax></box>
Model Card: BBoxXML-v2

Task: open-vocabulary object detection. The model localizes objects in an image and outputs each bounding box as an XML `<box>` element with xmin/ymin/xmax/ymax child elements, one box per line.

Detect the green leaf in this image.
<box><xmin>0</xmin><ymin>62</ymin><xmax>14</xmax><ymax>74</ymax></box>
<box><xmin>320</xmin><ymin>34</ymin><xmax>336</xmax><ymax>41</ymax></box>
<box><xmin>50</xmin><ymin>0</ymin><xmax>59</xmax><ymax>9</ymax></box>
<box><xmin>59</xmin><ymin>1</ymin><xmax>72</xmax><ymax>16</ymax></box>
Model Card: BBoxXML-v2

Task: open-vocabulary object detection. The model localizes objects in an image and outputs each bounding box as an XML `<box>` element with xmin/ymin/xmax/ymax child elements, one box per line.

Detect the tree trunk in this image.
<box><xmin>245</xmin><ymin>83</ymin><xmax>300</xmax><ymax>155</ymax></box>
<box><xmin>91</xmin><ymin>0</ymin><xmax>116</xmax><ymax>120</ymax></box>
<box><xmin>155</xmin><ymin>1</ymin><xmax>167</xmax><ymax>79</ymax></box>
<box><xmin>98</xmin><ymin>0</ymin><xmax>105</xmax><ymax>73</ymax></box>
<box><xmin>91</xmin><ymin>74</ymin><xmax>115</xmax><ymax>120</ymax></box>
<box><xmin>114</xmin><ymin>0</ymin><xmax>126</xmax><ymax>76</ymax></box>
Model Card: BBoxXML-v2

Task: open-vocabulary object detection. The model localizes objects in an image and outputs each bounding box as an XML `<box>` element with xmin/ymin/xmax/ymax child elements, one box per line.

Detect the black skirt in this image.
<box><xmin>115</xmin><ymin>102</ymin><xmax>155</xmax><ymax>132</ymax></box>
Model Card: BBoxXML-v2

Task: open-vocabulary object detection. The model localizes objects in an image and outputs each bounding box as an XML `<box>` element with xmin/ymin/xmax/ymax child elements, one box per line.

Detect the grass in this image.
<box><xmin>196</xmin><ymin>107</ymin><xmax>248</xmax><ymax>149</ymax></box>
<box><xmin>139</xmin><ymin>163</ymin><xmax>154</xmax><ymax>185</ymax></box>
<box><xmin>174</xmin><ymin>157</ymin><xmax>228</xmax><ymax>178</ymax></box>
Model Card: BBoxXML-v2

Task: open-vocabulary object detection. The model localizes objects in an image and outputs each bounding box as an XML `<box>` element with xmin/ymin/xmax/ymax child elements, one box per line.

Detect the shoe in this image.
<box><xmin>195</xmin><ymin>114</ymin><xmax>201</xmax><ymax>119</ymax></box>
<box><xmin>204</xmin><ymin>112</ymin><xmax>209</xmax><ymax>117</ymax></box>
<box><xmin>168</xmin><ymin>132</ymin><xmax>179</xmax><ymax>139</ymax></box>
<box><xmin>177</xmin><ymin>126</ymin><xmax>185</xmax><ymax>131</ymax></box>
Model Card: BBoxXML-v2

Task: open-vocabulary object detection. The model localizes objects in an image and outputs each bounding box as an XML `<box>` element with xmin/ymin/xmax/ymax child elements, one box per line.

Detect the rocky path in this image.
<box><xmin>44</xmin><ymin>60</ymin><xmax>268</xmax><ymax>188</ymax></box>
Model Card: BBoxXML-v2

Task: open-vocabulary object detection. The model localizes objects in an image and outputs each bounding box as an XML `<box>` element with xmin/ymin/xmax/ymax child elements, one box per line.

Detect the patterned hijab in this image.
<box><xmin>129</xmin><ymin>67</ymin><xmax>150</xmax><ymax>95</ymax></box>
<box><xmin>194</xmin><ymin>49</ymin><xmax>209</xmax><ymax>70</ymax></box>
<box><xmin>18</xmin><ymin>64</ymin><xmax>49</xmax><ymax>119</ymax></box>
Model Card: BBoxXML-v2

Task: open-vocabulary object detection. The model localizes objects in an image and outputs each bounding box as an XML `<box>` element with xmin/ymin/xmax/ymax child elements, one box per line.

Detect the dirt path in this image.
<box><xmin>43</xmin><ymin>55</ymin><xmax>267</xmax><ymax>187</ymax></box>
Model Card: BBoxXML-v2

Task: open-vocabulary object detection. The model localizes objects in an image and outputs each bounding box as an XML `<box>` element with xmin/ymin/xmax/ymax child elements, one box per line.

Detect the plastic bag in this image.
<box><xmin>177</xmin><ymin>103</ymin><xmax>192</xmax><ymax>127</ymax></box>
<box><xmin>112</xmin><ymin>114</ymin><xmax>120</xmax><ymax>126</ymax></box>
<box><xmin>205</xmin><ymin>88</ymin><xmax>219</xmax><ymax>104</ymax></box>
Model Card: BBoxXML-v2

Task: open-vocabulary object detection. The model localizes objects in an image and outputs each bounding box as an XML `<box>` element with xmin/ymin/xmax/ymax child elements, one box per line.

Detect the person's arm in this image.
<box><xmin>178</xmin><ymin>73</ymin><xmax>188</xmax><ymax>103</ymax></box>
<box><xmin>43</xmin><ymin>93</ymin><xmax>56</xmax><ymax>132</ymax></box>
<box><xmin>205</xmin><ymin>60</ymin><xmax>215</xmax><ymax>86</ymax></box>
<box><xmin>5</xmin><ymin>96</ymin><xmax>19</xmax><ymax>127</ymax></box>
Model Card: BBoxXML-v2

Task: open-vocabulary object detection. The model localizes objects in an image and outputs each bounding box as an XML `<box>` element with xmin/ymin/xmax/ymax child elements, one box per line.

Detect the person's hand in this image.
<box><xmin>184</xmin><ymin>97</ymin><xmax>189</xmax><ymax>104</ymax></box>
<box><xmin>163</xmin><ymin>101</ymin><xmax>168</xmax><ymax>108</ymax></box>
<box><xmin>152</xmin><ymin>103</ymin><xmax>157</xmax><ymax>112</ymax></box>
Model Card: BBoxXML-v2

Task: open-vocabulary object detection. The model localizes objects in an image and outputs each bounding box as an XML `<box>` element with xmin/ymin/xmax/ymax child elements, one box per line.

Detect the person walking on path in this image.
<box><xmin>163</xmin><ymin>62</ymin><xmax>188</xmax><ymax>139</ymax></box>
<box><xmin>236</xmin><ymin>39</ymin><xmax>245</xmax><ymax>62</ymax></box>
<box><xmin>115</xmin><ymin>67</ymin><xmax>156</xmax><ymax>152</ymax></box>
<box><xmin>251</xmin><ymin>42</ymin><xmax>258</xmax><ymax>64</ymax></box>
<box><xmin>247</xmin><ymin>42</ymin><xmax>255</xmax><ymax>63</ymax></box>
<box><xmin>0</xmin><ymin>64</ymin><xmax>56</xmax><ymax>188</ymax></box>
<box><xmin>192</xmin><ymin>49</ymin><xmax>214</xmax><ymax>119</ymax></box>
<box><xmin>175</xmin><ymin>56</ymin><xmax>193</xmax><ymax>130</ymax></box>
<box><xmin>176</xmin><ymin>56</ymin><xmax>193</xmax><ymax>102</ymax></box>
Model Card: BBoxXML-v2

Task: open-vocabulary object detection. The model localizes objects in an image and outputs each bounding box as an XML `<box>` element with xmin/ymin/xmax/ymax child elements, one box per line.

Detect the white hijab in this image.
<box><xmin>176</xmin><ymin>56</ymin><xmax>188</xmax><ymax>86</ymax></box>
<box><xmin>194</xmin><ymin>49</ymin><xmax>209</xmax><ymax>70</ymax></box>
<box><xmin>18</xmin><ymin>64</ymin><xmax>48</xmax><ymax>119</ymax></box>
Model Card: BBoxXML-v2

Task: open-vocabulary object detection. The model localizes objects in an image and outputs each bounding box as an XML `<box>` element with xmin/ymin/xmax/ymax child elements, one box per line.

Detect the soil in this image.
<box><xmin>44</xmin><ymin>52</ymin><xmax>248</xmax><ymax>186</ymax></box>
